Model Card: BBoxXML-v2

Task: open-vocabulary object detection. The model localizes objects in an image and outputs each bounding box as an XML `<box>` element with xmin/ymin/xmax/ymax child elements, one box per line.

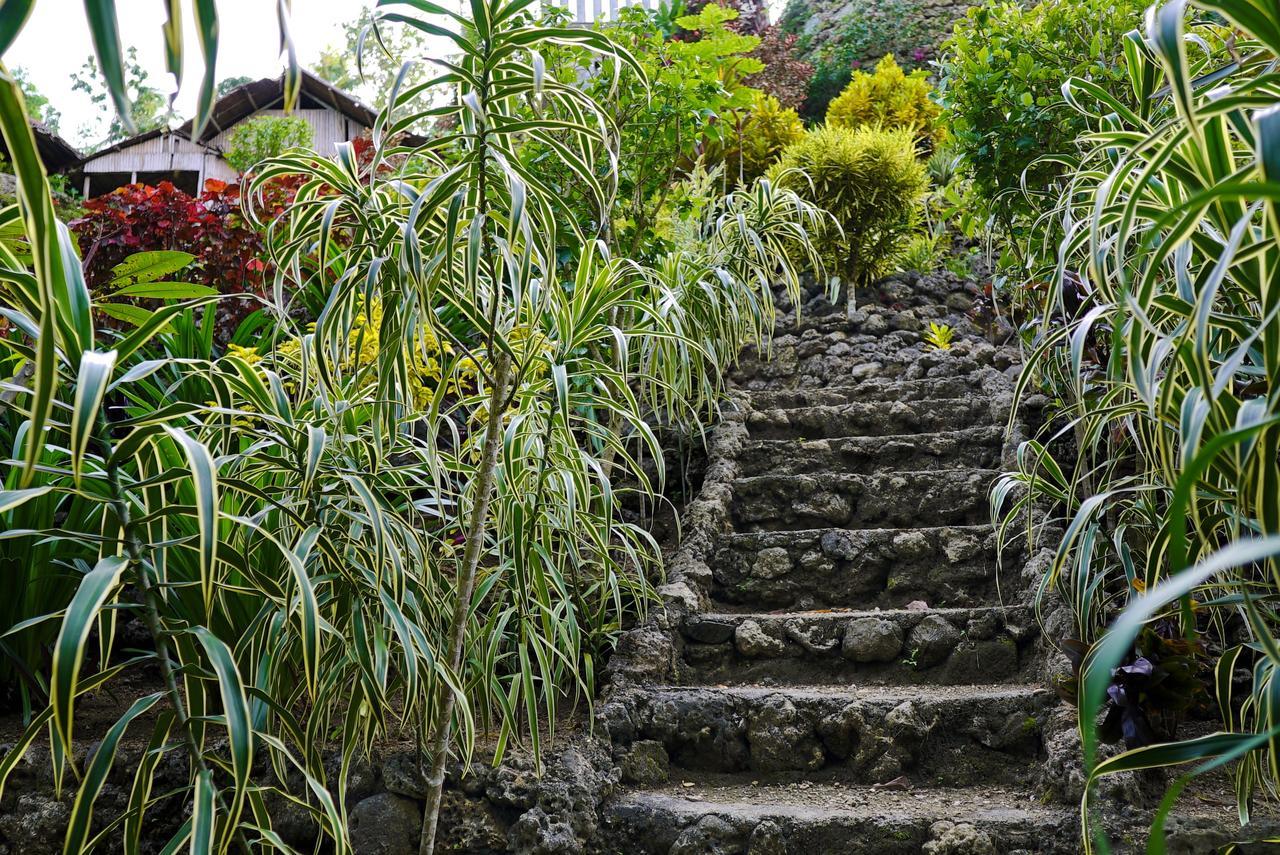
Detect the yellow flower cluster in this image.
<box><xmin>226</xmin><ymin>305</ymin><xmax>553</xmax><ymax>417</ymax></box>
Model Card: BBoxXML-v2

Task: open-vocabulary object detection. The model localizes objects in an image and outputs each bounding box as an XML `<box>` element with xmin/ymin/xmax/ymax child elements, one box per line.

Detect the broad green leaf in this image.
<box><xmin>110</xmin><ymin>282</ymin><xmax>219</xmax><ymax>300</ymax></box>
<box><xmin>108</xmin><ymin>251</ymin><xmax>196</xmax><ymax>286</ymax></box>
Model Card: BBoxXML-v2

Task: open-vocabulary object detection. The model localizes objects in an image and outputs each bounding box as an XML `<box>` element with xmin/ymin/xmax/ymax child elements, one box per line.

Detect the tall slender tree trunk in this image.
<box><xmin>419</xmin><ymin>350</ymin><xmax>513</xmax><ymax>855</ymax></box>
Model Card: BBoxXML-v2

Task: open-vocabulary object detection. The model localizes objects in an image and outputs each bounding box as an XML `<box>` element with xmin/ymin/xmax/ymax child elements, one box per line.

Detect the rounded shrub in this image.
<box><xmin>826</xmin><ymin>55</ymin><xmax>944</xmax><ymax>152</ymax></box>
<box><xmin>769</xmin><ymin>124</ymin><xmax>927</xmax><ymax>284</ymax></box>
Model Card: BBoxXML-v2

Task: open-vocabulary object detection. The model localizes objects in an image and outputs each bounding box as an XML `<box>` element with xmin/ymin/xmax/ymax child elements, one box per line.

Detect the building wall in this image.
<box><xmin>206</xmin><ymin>108</ymin><xmax>361</xmax><ymax>158</ymax></box>
<box><xmin>76</xmin><ymin>104</ymin><xmax>370</xmax><ymax>197</ymax></box>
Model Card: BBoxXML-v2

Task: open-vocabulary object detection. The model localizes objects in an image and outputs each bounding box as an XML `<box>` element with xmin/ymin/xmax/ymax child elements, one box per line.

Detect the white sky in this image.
<box><xmin>3</xmin><ymin>0</ymin><xmax>385</xmax><ymax>148</ymax></box>
<box><xmin>4</xmin><ymin>0</ymin><xmax>783</xmax><ymax>150</ymax></box>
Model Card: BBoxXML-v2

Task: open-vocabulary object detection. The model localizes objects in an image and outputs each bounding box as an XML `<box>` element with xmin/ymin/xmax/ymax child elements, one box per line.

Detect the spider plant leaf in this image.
<box><xmin>81</xmin><ymin>0</ymin><xmax>132</xmax><ymax>132</ymax></box>
<box><xmin>50</xmin><ymin>554</ymin><xmax>129</xmax><ymax>753</ymax></box>
<box><xmin>191</xmin><ymin>625</ymin><xmax>252</xmax><ymax>846</ymax></box>
<box><xmin>163</xmin><ymin>427</ymin><xmax>219</xmax><ymax>617</ymax></box>
<box><xmin>190</xmin><ymin>769</ymin><xmax>216</xmax><ymax>854</ymax></box>
<box><xmin>188</xmin><ymin>0</ymin><xmax>219</xmax><ymax>139</ymax></box>
<box><xmin>69</xmin><ymin>350</ymin><xmax>115</xmax><ymax>487</ymax></box>
<box><xmin>62</xmin><ymin>692</ymin><xmax>164</xmax><ymax>855</ymax></box>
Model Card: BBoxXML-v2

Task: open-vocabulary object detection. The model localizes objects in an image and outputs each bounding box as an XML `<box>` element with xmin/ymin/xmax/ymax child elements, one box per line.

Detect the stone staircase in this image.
<box><xmin>592</xmin><ymin>279</ymin><xmax>1080</xmax><ymax>853</ymax></box>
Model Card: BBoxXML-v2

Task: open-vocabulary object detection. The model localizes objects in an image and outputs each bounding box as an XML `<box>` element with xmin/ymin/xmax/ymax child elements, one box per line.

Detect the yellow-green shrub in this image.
<box><xmin>715</xmin><ymin>92</ymin><xmax>806</xmax><ymax>184</ymax></box>
<box><xmin>769</xmin><ymin>124</ymin><xmax>927</xmax><ymax>283</ymax></box>
<box><xmin>826</xmin><ymin>55</ymin><xmax>944</xmax><ymax>152</ymax></box>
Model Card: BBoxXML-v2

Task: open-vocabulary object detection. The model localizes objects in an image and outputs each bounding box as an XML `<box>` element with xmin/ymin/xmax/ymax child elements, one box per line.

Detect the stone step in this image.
<box><xmin>732</xmin><ymin>332</ymin><xmax>1014</xmax><ymax>393</ymax></box>
<box><xmin>729</xmin><ymin>471</ymin><xmax>997</xmax><ymax>532</ymax></box>
<box><xmin>742</xmin><ymin>375</ymin><xmax>994</xmax><ymax>408</ymax></box>
<box><xmin>736</xmin><ymin>427</ymin><xmax>1005</xmax><ymax>477</ymax></box>
<box><xmin>677</xmin><ymin>607</ymin><xmax>1039</xmax><ymax>687</ymax></box>
<box><xmin>601</xmin><ymin>781</ymin><xmax>1078</xmax><ymax>854</ymax></box>
<box><xmin>711</xmin><ymin>526</ymin><xmax>1008</xmax><ymax>610</ymax></box>
<box><xmin>598</xmin><ymin>684</ymin><xmax>1056</xmax><ymax>787</ymax></box>
<box><xmin>745</xmin><ymin>398</ymin><xmax>998</xmax><ymax>441</ymax></box>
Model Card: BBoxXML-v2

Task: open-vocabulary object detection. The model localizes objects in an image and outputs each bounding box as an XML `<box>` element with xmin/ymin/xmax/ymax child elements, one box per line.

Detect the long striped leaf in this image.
<box><xmin>69</xmin><ymin>350</ymin><xmax>115</xmax><ymax>486</ymax></box>
<box><xmin>50</xmin><ymin>555</ymin><xmax>129</xmax><ymax>752</ymax></box>
<box><xmin>164</xmin><ymin>427</ymin><xmax>219</xmax><ymax>617</ymax></box>
<box><xmin>62</xmin><ymin>692</ymin><xmax>164</xmax><ymax>855</ymax></box>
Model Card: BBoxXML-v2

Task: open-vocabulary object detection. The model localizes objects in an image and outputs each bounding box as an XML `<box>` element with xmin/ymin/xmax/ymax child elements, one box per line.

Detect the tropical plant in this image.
<box><xmin>742</xmin><ymin>25</ymin><xmax>814</xmax><ymax>111</ymax></box>
<box><xmin>249</xmin><ymin>2</ymin><xmax>824</xmax><ymax>852</ymax></box>
<box><xmin>223</xmin><ymin>115</ymin><xmax>315</xmax><ymax>174</ymax></box>
<box><xmin>770</xmin><ymin>124</ymin><xmax>926</xmax><ymax>286</ymax></box>
<box><xmin>922</xmin><ymin>320</ymin><xmax>953</xmax><ymax>350</ymax></box>
<box><xmin>780</xmin><ymin>0</ymin><xmax>940</xmax><ymax>121</ymax></box>
<box><xmin>990</xmin><ymin>0</ymin><xmax>1280</xmax><ymax>847</ymax></box>
<box><xmin>0</xmin><ymin>1</ymin><xmax>827</xmax><ymax>852</ymax></box>
<box><xmin>826</xmin><ymin>55</ymin><xmax>944</xmax><ymax>153</ymax></box>
<box><xmin>69</xmin><ymin>49</ymin><xmax>169</xmax><ymax>147</ymax></box>
<box><xmin>710</xmin><ymin>91</ymin><xmax>805</xmax><ymax>186</ymax></box>
<box><xmin>935</xmin><ymin>0</ymin><xmax>1148</xmax><ymax>262</ymax></box>
<box><xmin>900</xmin><ymin>231</ymin><xmax>946</xmax><ymax>276</ymax></box>
<box><xmin>533</xmin><ymin>3</ymin><xmax>762</xmax><ymax>258</ymax></box>
<box><xmin>71</xmin><ymin>179</ymin><xmax>274</xmax><ymax>341</ymax></box>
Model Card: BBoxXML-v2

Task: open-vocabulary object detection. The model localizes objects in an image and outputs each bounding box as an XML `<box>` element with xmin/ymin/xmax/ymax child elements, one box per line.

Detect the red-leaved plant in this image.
<box><xmin>72</xmin><ymin>179</ymin><xmax>274</xmax><ymax>340</ymax></box>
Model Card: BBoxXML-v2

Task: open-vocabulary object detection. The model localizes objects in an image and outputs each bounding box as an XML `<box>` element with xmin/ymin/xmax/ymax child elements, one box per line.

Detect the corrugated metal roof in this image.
<box><xmin>0</xmin><ymin>121</ymin><xmax>82</xmax><ymax>173</ymax></box>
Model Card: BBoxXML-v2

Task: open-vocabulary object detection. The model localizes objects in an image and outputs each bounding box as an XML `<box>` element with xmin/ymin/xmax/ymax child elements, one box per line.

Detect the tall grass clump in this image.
<box><xmin>992</xmin><ymin>0</ymin><xmax>1280</xmax><ymax>846</ymax></box>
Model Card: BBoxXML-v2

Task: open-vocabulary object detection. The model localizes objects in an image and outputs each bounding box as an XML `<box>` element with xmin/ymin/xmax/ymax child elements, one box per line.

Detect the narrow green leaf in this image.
<box><xmin>69</xmin><ymin>350</ymin><xmax>116</xmax><ymax>486</ymax></box>
<box><xmin>164</xmin><ymin>427</ymin><xmax>218</xmax><ymax>616</ymax></box>
<box><xmin>62</xmin><ymin>692</ymin><xmax>164</xmax><ymax>855</ymax></box>
<box><xmin>50</xmin><ymin>555</ymin><xmax>129</xmax><ymax>753</ymax></box>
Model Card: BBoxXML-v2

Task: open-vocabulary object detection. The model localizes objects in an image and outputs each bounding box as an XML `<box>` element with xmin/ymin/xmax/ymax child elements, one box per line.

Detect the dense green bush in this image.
<box><xmin>936</xmin><ymin>0</ymin><xmax>1147</xmax><ymax>240</ymax></box>
<box><xmin>770</xmin><ymin>125</ymin><xmax>926</xmax><ymax>284</ymax></box>
<box><xmin>826</xmin><ymin>55</ymin><xmax>944</xmax><ymax>152</ymax></box>
<box><xmin>223</xmin><ymin>114</ymin><xmax>314</xmax><ymax>173</ymax></box>
<box><xmin>534</xmin><ymin>4</ymin><xmax>762</xmax><ymax>258</ymax></box>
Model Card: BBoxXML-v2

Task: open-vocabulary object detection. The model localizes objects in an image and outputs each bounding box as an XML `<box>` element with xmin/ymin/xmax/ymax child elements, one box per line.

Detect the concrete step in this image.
<box><xmin>736</xmin><ymin>427</ymin><xmax>1005</xmax><ymax>477</ymax></box>
<box><xmin>745</xmin><ymin>398</ymin><xmax>998</xmax><ymax>440</ymax></box>
<box><xmin>729</xmin><ymin>471</ymin><xmax>997</xmax><ymax>532</ymax></box>
<box><xmin>598</xmin><ymin>684</ymin><xmax>1056</xmax><ymax>787</ymax></box>
<box><xmin>711</xmin><ymin>525</ymin><xmax>1008</xmax><ymax>610</ymax></box>
<box><xmin>677</xmin><ymin>607</ymin><xmax>1039</xmax><ymax>687</ymax></box>
<box><xmin>601</xmin><ymin>780</ymin><xmax>1078</xmax><ymax>854</ymax></box>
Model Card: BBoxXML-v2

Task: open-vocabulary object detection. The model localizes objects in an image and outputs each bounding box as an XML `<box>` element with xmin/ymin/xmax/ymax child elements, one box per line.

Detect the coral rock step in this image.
<box><xmin>598</xmin><ymin>684</ymin><xmax>1055</xmax><ymax>787</ymax></box>
<box><xmin>729</xmin><ymin>471</ymin><xmax>998</xmax><ymax>532</ymax></box>
<box><xmin>736</xmin><ymin>426</ymin><xmax>1005</xmax><ymax>477</ymax></box>
<box><xmin>601</xmin><ymin>781</ymin><xmax>1078</xmax><ymax>854</ymax></box>
<box><xmin>741</xmin><ymin>375</ymin><xmax>995</xmax><ymax>408</ymax></box>
<box><xmin>745</xmin><ymin>398</ymin><xmax>1000</xmax><ymax>440</ymax></box>
<box><xmin>677</xmin><ymin>606</ymin><xmax>1039</xmax><ymax>687</ymax></box>
<box><xmin>711</xmin><ymin>525</ymin><xmax>1010</xmax><ymax>610</ymax></box>
<box><xmin>731</xmin><ymin>336</ymin><xmax>1005</xmax><ymax>391</ymax></box>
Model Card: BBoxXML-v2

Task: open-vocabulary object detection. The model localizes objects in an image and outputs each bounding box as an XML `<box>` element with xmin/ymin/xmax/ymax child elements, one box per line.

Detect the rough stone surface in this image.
<box><xmin>841</xmin><ymin>617</ymin><xmax>903</xmax><ymax>662</ymax></box>
<box><xmin>350</xmin><ymin>794</ymin><xmax>422</xmax><ymax>855</ymax></box>
<box><xmin>923</xmin><ymin>821</ymin><xmax>997</xmax><ymax>855</ymax></box>
<box><xmin>734</xmin><ymin>619</ymin><xmax>787</xmax><ymax>658</ymax></box>
<box><xmin>908</xmin><ymin>614</ymin><xmax>963</xmax><ymax>668</ymax></box>
<box><xmin>620</xmin><ymin>741</ymin><xmax>669</xmax><ymax>786</ymax></box>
